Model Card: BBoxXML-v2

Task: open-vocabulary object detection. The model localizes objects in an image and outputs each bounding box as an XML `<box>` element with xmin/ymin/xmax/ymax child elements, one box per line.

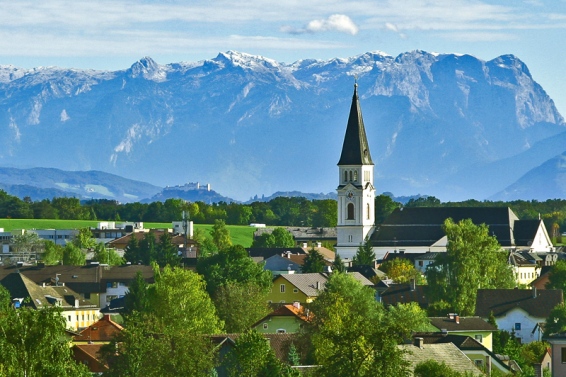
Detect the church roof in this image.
<box><xmin>337</xmin><ymin>84</ymin><xmax>373</xmax><ymax>166</ymax></box>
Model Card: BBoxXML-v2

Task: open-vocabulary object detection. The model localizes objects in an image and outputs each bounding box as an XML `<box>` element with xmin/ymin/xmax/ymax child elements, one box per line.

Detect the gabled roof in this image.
<box><xmin>252</xmin><ymin>304</ymin><xmax>311</xmax><ymax>328</ymax></box>
<box><xmin>398</xmin><ymin>343</ymin><xmax>483</xmax><ymax>376</ymax></box>
<box><xmin>372</xmin><ymin>207</ymin><xmax>519</xmax><ymax>247</ymax></box>
<box><xmin>513</xmin><ymin>220</ymin><xmax>544</xmax><ymax>246</ymax></box>
<box><xmin>0</xmin><ymin>272</ymin><xmax>98</xmax><ymax>310</ymax></box>
<box><xmin>246</xmin><ymin>247</ymin><xmax>307</xmax><ymax>260</ymax></box>
<box><xmin>475</xmin><ymin>289</ymin><xmax>563</xmax><ymax>318</ymax></box>
<box><xmin>262</xmin><ymin>254</ymin><xmax>303</xmax><ymax>272</ymax></box>
<box><xmin>73</xmin><ymin>314</ymin><xmax>124</xmax><ymax>342</ymax></box>
<box><xmin>276</xmin><ymin>272</ymin><xmax>373</xmax><ymax>297</ymax></box>
<box><xmin>71</xmin><ymin>344</ymin><xmax>108</xmax><ymax>373</ymax></box>
<box><xmin>380</xmin><ymin>283</ymin><xmax>430</xmax><ymax>309</ymax></box>
<box><xmin>337</xmin><ymin>84</ymin><xmax>373</xmax><ymax>166</ymax></box>
<box><xmin>429</xmin><ymin>316</ymin><xmax>497</xmax><ymax>332</ymax></box>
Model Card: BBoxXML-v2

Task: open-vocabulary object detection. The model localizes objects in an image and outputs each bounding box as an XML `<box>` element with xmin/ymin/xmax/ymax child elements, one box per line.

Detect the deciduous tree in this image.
<box><xmin>213</xmin><ymin>282</ymin><xmax>270</xmax><ymax>333</ymax></box>
<box><xmin>62</xmin><ymin>243</ymin><xmax>86</xmax><ymax>265</ymax></box>
<box><xmin>93</xmin><ymin>243</ymin><xmax>124</xmax><ymax>266</ymax></box>
<box><xmin>425</xmin><ymin>218</ymin><xmax>515</xmax><ymax>316</ymax></box>
<box><xmin>211</xmin><ymin>219</ymin><xmax>232</xmax><ymax>250</ymax></box>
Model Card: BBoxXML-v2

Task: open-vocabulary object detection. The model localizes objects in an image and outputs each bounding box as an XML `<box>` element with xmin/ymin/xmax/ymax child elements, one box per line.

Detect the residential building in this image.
<box><xmin>476</xmin><ymin>288</ymin><xmax>563</xmax><ymax>343</ymax></box>
<box><xmin>429</xmin><ymin>314</ymin><xmax>497</xmax><ymax>352</ymax></box>
<box><xmin>544</xmin><ymin>333</ymin><xmax>566</xmax><ymax>377</ymax></box>
<box><xmin>252</xmin><ymin>302</ymin><xmax>311</xmax><ymax>334</ymax></box>
<box><xmin>0</xmin><ymin>271</ymin><xmax>100</xmax><ymax>331</ymax></box>
<box><xmin>73</xmin><ymin>314</ymin><xmax>124</xmax><ymax>345</ymax></box>
<box><xmin>267</xmin><ymin>272</ymin><xmax>373</xmax><ymax>304</ymax></box>
<box><xmin>398</xmin><ymin>338</ymin><xmax>484</xmax><ymax>376</ymax></box>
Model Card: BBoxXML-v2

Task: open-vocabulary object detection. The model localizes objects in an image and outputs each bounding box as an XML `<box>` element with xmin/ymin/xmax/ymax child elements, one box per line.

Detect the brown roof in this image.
<box><xmin>475</xmin><ymin>289</ymin><xmax>563</xmax><ymax>318</ymax></box>
<box><xmin>72</xmin><ymin>344</ymin><xmax>108</xmax><ymax>373</ymax></box>
<box><xmin>74</xmin><ymin>314</ymin><xmax>124</xmax><ymax>342</ymax></box>
<box><xmin>380</xmin><ymin>283</ymin><xmax>430</xmax><ymax>309</ymax></box>
<box><xmin>429</xmin><ymin>316</ymin><xmax>497</xmax><ymax>332</ymax></box>
<box><xmin>252</xmin><ymin>304</ymin><xmax>312</xmax><ymax>328</ymax></box>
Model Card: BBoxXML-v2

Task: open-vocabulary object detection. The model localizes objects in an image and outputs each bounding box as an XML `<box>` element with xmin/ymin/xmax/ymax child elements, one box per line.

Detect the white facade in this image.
<box><xmin>529</xmin><ymin>223</ymin><xmax>553</xmax><ymax>252</ymax></box>
<box><xmin>491</xmin><ymin>307</ymin><xmax>543</xmax><ymax>343</ymax></box>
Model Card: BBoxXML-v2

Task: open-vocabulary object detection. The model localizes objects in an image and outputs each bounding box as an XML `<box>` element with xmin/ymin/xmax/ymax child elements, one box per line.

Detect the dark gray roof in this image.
<box><xmin>379</xmin><ymin>283</ymin><xmax>430</xmax><ymax>309</ymax></box>
<box><xmin>513</xmin><ymin>220</ymin><xmax>543</xmax><ymax>245</ymax></box>
<box><xmin>372</xmin><ymin>207</ymin><xmax>519</xmax><ymax>247</ymax></box>
<box><xmin>246</xmin><ymin>247</ymin><xmax>306</xmax><ymax>259</ymax></box>
<box><xmin>277</xmin><ymin>272</ymin><xmax>373</xmax><ymax>297</ymax></box>
<box><xmin>429</xmin><ymin>316</ymin><xmax>497</xmax><ymax>332</ymax></box>
<box><xmin>337</xmin><ymin>84</ymin><xmax>373</xmax><ymax>166</ymax></box>
<box><xmin>475</xmin><ymin>289</ymin><xmax>563</xmax><ymax>318</ymax></box>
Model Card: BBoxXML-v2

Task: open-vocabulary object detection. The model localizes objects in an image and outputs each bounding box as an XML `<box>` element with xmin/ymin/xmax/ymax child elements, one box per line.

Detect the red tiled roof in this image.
<box><xmin>73</xmin><ymin>314</ymin><xmax>123</xmax><ymax>342</ymax></box>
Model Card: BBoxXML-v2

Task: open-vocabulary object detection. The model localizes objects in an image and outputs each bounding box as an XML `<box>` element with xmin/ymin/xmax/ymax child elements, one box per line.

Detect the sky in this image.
<box><xmin>1</xmin><ymin>0</ymin><xmax>566</xmax><ymax>114</ymax></box>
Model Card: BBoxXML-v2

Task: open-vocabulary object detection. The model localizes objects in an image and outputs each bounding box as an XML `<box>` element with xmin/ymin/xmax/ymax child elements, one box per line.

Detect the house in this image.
<box><xmin>378</xmin><ymin>281</ymin><xmax>430</xmax><ymax>310</ymax></box>
<box><xmin>411</xmin><ymin>333</ymin><xmax>514</xmax><ymax>374</ymax></box>
<box><xmin>0</xmin><ymin>263</ymin><xmax>155</xmax><ymax>310</ymax></box>
<box><xmin>261</xmin><ymin>254</ymin><xmax>304</xmax><ymax>275</ymax></box>
<box><xmin>398</xmin><ymin>338</ymin><xmax>484</xmax><ymax>376</ymax></box>
<box><xmin>429</xmin><ymin>314</ymin><xmax>497</xmax><ymax>352</ymax></box>
<box><xmin>267</xmin><ymin>272</ymin><xmax>373</xmax><ymax>304</ymax></box>
<box><xmin>370</xmin><ymin>207</ymin><xmax>553</xmax><ymax>259</ymax></box>
<box><xmin>0</xmin><ymin>271</ymin><xmax>100</xmax><ymax>331</ymax></box>
<box><xmin>253</xmin><ymin>227</ymin><xmax>337</xmax><ymax>248</ymax></box>
<box><xmin>73</xmin><ymin>314</ymin><xmax>124</xmax><ymax>344</ymax></box>
<box><xmin>106</xmin><ymin>229</ymin><xmax>196</xmax><ymax>257</ymax></box>
<box><xmin>508</xmin><ymin>251</ymin><xmax>540</xmax><ymax>286</ymax></box>
<box><xmin>544</xmin><ymin>333</ymin><xmax>566</xmax><ymax>377</ymax></box>
<box><xmin>252</xmin><ymin>302</ymin><xmax>311</xmax><ymax>334</ymax></box>
<box><xmin>71</xmin><ymin>344</ymin><xmax>108</xmax><ymax>374</ymax></box>
<box><xmin>475</xmin><ymin>288</ymin><xmax>564</xmax><ymax>343</ymax></box>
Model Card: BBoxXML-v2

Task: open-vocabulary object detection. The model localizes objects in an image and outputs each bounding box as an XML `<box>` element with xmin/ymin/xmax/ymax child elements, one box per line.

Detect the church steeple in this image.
<box><xmin>337</xmin><ymin>83</ymin><xmax>373</xmax><ymax>166</ymax></box>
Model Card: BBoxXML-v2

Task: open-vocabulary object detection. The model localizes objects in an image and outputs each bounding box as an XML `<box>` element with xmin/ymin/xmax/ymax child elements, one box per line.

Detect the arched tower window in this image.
<box><xmin>347</xmin><ymin>203</ymin><xmax>355</xmax><ymax>220</ymax></box>
<box><xmin>349</xmin><ymin>171</ymin><xmax>353</xmax><ymax>182</ymax></box>
<box><xmin>353</xmin><ymin>171</ymin><xmax>358</xmax><ymax>182</ymax></box>
<box><xmin>344</xmin><ymin>171</ymin><xmax>348</xmax><ymax>182</ymax></box>
<box><xmin>367</xmin><ymin>203</ymin><xmax>370</xmax><ymax>220</ymax></box>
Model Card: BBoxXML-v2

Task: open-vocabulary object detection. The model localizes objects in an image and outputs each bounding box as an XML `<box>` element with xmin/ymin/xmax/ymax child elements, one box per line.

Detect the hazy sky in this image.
<box><xmin>2</xmin><ymin>0</ymin><xmax>566</xmax><ymax>114</ymax></box>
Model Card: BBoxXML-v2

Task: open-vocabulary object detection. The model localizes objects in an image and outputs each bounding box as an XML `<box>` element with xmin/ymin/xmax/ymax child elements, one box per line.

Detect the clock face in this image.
<box><xmin>346</xmin><ymin>190</ymin><xmax>354</xmax><ymax>200</ymax></box>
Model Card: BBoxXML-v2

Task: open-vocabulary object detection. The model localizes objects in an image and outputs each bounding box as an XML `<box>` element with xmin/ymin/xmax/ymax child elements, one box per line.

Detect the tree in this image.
<box><xmin>546</xmin><ymin>260</ymin><xmax>566</xmax><ymax>290</ymax></box>
<box><xmin>226</xmin><ymin>329</ymin><xmax>279</xmax><ymax>377</ymax></box>
<box><xmin>544</xmin><ymin>302</ymin><xmax>566</xmax><ymax>336</ymax></box>
<box><xmin>41</xmin><ymin>241</ymin><xmax>64</xmax><ymax>265</ymax></box>
<box><xmin>0</xmin><ymin>286</ymin><xmax>91</xmax><ymax>377</ymax></box>
<box><xmin>213</xmin><ymin>282</ymin><xmax>270</xmax><ymax>333</ymax></box>
<box><xmin>270</xmin><ymin>227</ymin><xmax>295</xmax><ymax>247</ymax></box>
<box><xmin>302</xmin><ymin>246</ymin><xmax>326</xmax><ymax>273</ymax></box>
<box><xmin>380</xmin><ymin>258</ymin><xmax>420</xmax><ymax>284</ymax></box>
<box><xmin>73</xmin><ymin>227</ymin><xmax>96</xmax><ymax>250</ymax></box>
<box><xmin>138</xmin><ymin>232</ymin><xmax>157</xmax><ymax>265</ymax></box>
<box><xmin>375</xmin><ymin>194</ymin><xmax>400</xmax><ymax>224</ymax></box>
<box><xmin>425</xmin><ymin>218</ymin><xmax>515</xmax><ymax>315</ymax></box>
<box><xmin>197</xmin><ymin>245</ymin><xmax>272</xmax><ymax>296</ymax></box>
<box><xmin>93</xmin><ymin>243</ymin><xmax>124</xmax><ymax>266</ymax></box>
<box><xmin>305</xmin><ymin>273</ymin><xmax>427</xmax><ymax>377</ymax></box>
<box><xmin>12</xmin><ymin>231</ymin><xmax>44</xmax><ymax>261</ymax></box>
<box><xmin>332</xmin><ymin>253</ymin><xmax>347</xmax><ymax>273</ymax></box>
<box><xmin>155</xmin><ymin>232</ymin><xmax>180</xmax><ymax>267</ymax></box>
<box><xmin>62</xmin><ymin>243</ymin><xmax>86</xmax><ymax>265</ymax></box>
<box><xmin>102</xmin><ymin>267</ymin><xmax>223</xmax><ymax>376</ymax></box>
<box><xmin>352</xmin><ymin>237</ymin><xmax>375</xmax><ymax>266</ymax></box>
<box><xmin>124</xmin><ymin>271</ymin><xmax>149</xmax><ymax>318</ymax></box>
<box><xmin>211</xmin><ymin>219</ymin><xmax>232</xmax><ymax>250</ymax></box>
<box><xmin>123</xmin><ymin>235</ymin><xmax>141</xmax><ymax>264</ymax></box>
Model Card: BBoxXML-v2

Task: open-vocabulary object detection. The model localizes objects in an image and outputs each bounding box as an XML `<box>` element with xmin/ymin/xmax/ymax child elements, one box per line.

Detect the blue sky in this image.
<box><xmin>2</xmin><ymin>0</ymin><xmax>566</xmax><ymax>114</ymax></box>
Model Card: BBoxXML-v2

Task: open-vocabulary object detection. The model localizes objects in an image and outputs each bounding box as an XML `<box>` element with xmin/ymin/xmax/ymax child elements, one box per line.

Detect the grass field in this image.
<box><xmin>0</xmin><ymin>219</ymin><xmax>256</xmax><ymax>247</ymax></box>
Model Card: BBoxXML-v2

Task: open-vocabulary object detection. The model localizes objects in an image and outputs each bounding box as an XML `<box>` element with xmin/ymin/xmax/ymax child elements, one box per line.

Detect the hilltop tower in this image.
<box><xmin>335</xmin><ymin>83</ymin><xmax>375</xmax><ymax>259</ymax></box>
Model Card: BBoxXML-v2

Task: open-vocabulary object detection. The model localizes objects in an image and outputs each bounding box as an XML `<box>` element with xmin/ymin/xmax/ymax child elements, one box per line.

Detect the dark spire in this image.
<box><xmin>338</xmin><ymin>83</ymin><xmax>373</xmax><ymax>166</ymax></box>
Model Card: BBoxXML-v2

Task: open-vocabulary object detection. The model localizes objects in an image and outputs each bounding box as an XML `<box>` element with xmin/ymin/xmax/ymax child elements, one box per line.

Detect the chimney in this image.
<box><xmin>410</xmin><ymin>278</ymin><xmax>416</xmax><ymax>291</ymax></box>
<box><xmin>317</xmin><ymin>242</ymin><xmax>322</xmax><ymax>248</ymax></box>
<box><xmin>302</xmin><ymin>243</ymin><xmax>307</xmax><ymax>248</ymax></box>
<box><xmin>533</xmin><ymin>286</ymin><xmax>537</xmax><ymax>298</ymax></box>
<box><xmin>414</xmin><ymin>337</ymin><xmax>424</xmax><ymax>348</ymax></box>
<box><xmin>455</xmin><ymin>315</ymin><xmax>460</xmax><ymax>324</ymax></box>
<box><xmin>316</xmin><ymin>281</ymin><xmax>320</xmax><ymax>290</ymax></box>
<box><xmin>293</xmin><ymin>301</ymin><xmax>301</xmax><ymax>310</ymax></box>
<box><xmin>75</xmin><ymin>298</ymin><xmax>79</xmax><ymax>309</ymax></box>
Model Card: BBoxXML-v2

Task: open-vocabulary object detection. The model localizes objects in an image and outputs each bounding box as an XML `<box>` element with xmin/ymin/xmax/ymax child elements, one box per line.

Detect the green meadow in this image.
<box><xmin>0</xmin><ymin>219</ymin><xmax>256</xmax><ymax>247</ymax></box>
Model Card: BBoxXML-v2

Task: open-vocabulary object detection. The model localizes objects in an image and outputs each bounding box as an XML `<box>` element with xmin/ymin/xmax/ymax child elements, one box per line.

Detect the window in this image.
<box><xmin>349</xmin><ymin>171</ymin><xmax>353</xmax><ymax>181</ymax></box>
<box><xmin>348</xmin><ymin>235</ymin><xmax>353</xmax><ymax>242</ymax></box>
<box><xmin>366</xmin><ymin>203</ymin><xmax>370</xmax><ymax>220</ymax></box>
<box><xmin>347</xmin><ymin>203</ymin><xmax>355</xmax><ymax>220</ymax></box>
<box><xmin>263</xmin><ymin>323</ymin><xmax>268</xmax><ymax>329</ymax></box>
<box><xmin>515</xmin><ymin>323</ymin><xmax>521</xmax><ymax>331</ymax></box>
<box><xmin>68</xmin><ymin>315</ymin><xmax>71</xmax><ymax>321</ymax></box>
<box><xmin>474</xmin><ymin>360</ymin><xmax>483</xmax><ymax>367</ymax></box>
<box><xmin>418</xmin><ymin>261</ymin><xmax>424</xmax><ymax>267</ymax></box>
<box><xmin>293</xmin><ymin>288</ymin><xmax>298</xmax><ymax>293</ymax></box>
<box><xmin>364</xmin><ymin>171</ymin><xmax>370</xmax><ymax>182</ymax></box>
<box><xmin>276</xmin><ymin>329</ymin><xmax>287</xmax><ymax>334</ymax></box>
<box><xmin>344</xmin><ymin>171</ymin><xmax>348</xmax><ymax>182</ymax></box>
<box><xmin>82</xmin><ymin>315</ymin><xmax>84</xmax><ymax>321</ymax></box>
<box><xmin>353</xmin><ymin>171</ymin><xmax>358</xmax><ymax>182</ymax></box>
<box><xmin>475</xmin><ymin>334</ymin><xmax>482</xmax><ymax>343</ymax></box>
<box><xmin>280</xmin><ymin>284</ymin><xmax>285</xmax><ymax>293</ymax></box>
<box><xmin>561</xmin><ymin>347</ymin><xmax>566</xmax><ymax>363</ymax></box>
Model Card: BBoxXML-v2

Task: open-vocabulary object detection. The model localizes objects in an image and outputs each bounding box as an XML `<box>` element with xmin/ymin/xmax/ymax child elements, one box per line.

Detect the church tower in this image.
<box><xmin>335</xmin><ymin>83</ymin><xmax>375</xmax><ymax>259</ymax></box>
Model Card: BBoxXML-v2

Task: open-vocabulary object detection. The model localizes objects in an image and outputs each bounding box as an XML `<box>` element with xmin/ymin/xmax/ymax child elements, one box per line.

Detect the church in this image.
<box><xmin>334</xmin><ymin>84</ymin><xmax>553</xmax><ymax>260</ymax></box>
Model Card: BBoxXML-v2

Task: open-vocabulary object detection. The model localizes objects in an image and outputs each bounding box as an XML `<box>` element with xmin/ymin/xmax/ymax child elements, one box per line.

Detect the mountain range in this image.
<box><xmin>0</xmin><ymin>50</ymin><xmax>565</xmax><ymax>202</ymax></box>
